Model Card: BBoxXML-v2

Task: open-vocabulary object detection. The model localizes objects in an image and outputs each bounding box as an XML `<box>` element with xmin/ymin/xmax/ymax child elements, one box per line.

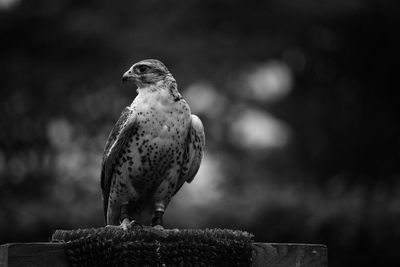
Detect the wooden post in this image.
<box><xmin>0</xmin><ymin>242</ymin><xmax>327</xmax><ymax>267</ymax></box>
<box><xmin>252</xmin><ymin>243</ymin><xmax>327</xmax><ymax>267</ymax></box>
<box><xmin>0</xmin><ymin>243</ymin><xmax>68</xmax><ymax>267</ymax></box>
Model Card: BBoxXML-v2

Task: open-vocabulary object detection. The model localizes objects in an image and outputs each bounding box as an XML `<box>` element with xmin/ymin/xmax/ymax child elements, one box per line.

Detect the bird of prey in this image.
<box><xmin>101</xmin><ymin>59</ymin><xmax>205</xmax><ymax>230</ymax></box>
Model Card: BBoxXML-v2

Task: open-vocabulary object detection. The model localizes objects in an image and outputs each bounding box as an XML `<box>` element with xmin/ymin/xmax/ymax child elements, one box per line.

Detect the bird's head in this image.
<box><xmin>122</xmin><ymin>59</ymin><xmax>174</xmax><ymax>88</ymax></box>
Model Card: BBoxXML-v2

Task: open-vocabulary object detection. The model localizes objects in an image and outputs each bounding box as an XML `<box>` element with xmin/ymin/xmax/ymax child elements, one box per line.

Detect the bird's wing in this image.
<box><xmin>101</xmin><ymin>107</ymin><xmax>137</xmax><ymax>223</ymax></box>
<box><xmin>174</xmin><ymin>114</ymin><xmax>205</xmax><ymax>195</ymax></box>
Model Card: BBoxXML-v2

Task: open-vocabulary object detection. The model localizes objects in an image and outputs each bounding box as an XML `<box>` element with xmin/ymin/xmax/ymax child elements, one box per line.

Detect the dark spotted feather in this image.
<box><xmin>101</xmin><ymin>107</ymin><xmax>137</xmax><ymax>222</ymax></box>
<box><xmin>174</xmin><ymin>114</ymin><xmax>205</xmax><ymax>196</ymax></box>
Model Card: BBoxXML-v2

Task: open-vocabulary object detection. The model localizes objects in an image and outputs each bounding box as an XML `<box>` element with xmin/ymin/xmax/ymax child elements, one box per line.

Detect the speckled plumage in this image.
<box><xmin>101</xmin><ymin>59</ymin><xmax>205</xmax><ymax>228</ymax></box>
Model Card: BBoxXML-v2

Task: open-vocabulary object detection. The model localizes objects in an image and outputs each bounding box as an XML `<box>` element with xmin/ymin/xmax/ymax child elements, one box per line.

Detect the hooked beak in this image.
<box><xmin>122</xmin><ymin>69</ymin><xmax>136</xmax><ymax>83</ymax></box>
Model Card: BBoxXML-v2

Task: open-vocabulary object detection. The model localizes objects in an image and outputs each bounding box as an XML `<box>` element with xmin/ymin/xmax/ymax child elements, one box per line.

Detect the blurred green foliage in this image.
<box><xmin>1</xmin><ymin>0</ymin><xmax>400</xmax><ymax>266</ymax></box>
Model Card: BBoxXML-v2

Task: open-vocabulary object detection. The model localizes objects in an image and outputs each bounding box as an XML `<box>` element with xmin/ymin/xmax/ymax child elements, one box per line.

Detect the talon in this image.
<box><xmin>120</xmin><ymin>218</ymin><xmax>143</xmax><ymax>231</ymax></box>
<box><xmin>128</xmin><ymin>220</ymin><xmax>144</xmax><ymax>229</ymax></box>
<box><xmin>121</xmin><ymin>218</ymin><xmax>130</xmax><ymax>231</ymax></box>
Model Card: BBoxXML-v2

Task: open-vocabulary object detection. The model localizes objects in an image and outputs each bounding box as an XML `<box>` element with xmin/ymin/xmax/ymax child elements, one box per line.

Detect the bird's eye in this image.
<box><xmin>136</xmin><ymin>65</ymin><xmax>150</xmax><ymax>74</ymax></box>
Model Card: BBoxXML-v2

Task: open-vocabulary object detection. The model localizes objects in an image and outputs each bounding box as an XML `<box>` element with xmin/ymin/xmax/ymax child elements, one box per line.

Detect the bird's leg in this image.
<box><xmin>151</xmin><ymin>202</ymin><xmax>165</xmax><ymax>230</ymax></box>
<box><xmin>119</xmin><ymin>203</ymin><xmax>143</xmax><ymax>230</ymax></box>
<box><xmin>151</xmin><ymin>210</ymin><xmax>164</xmax><ymax>229</ymax></box>
<box><xmin>119</xmin><ymin>204</ymin><xmax>131</xmax><ymax>230</ymax></box>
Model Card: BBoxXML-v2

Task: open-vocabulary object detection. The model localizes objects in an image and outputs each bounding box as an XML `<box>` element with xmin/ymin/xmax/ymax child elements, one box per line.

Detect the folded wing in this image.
<box><xmin>100</xmin><ymin>107</ymin><xmax>137</xmax><ymax>222</ymax></box>
<box><xmin>175</xmin><ymin>114</ymin><xmax>205</xmax><ymax>195</ymax></box>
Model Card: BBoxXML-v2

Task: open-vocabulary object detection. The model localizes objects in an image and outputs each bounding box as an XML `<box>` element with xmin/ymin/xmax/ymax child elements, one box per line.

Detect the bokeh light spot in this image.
<box><xmin>230</xmin><ymin>108</ymin><xmax>290</xmax><ymax>150</ymax></box>
<box><xmin>245</xmin><ymin>60</ymin><xmax>292</xmax><ymax>102</ymax></box>
<box><xmin>166</xmin><ymin>152</ymin><xmax>224</xmax><ymax>227</ymax></box>
<box><xmin>47</xmin><ymin>118</ymin><xmax>73</xmax><ymax>149</ymax></box>
<box><xmin>182</xmin><ymin>152</ymin><xmax>223</xmax><ymax>206</ymax></box>
<box><xmin>0</xmin><ymin>0</ymin><xmax>19</xmax><ymax>10</ymax></box>
<box><xmin>183</xmin><ymin>82</ymin><xmax>226</xmax><ymax>117</ymax></box>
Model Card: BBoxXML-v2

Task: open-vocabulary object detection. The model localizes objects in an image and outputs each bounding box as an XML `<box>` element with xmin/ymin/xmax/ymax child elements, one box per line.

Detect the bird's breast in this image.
<box><xmin>118</xmin><ymin>99</ymin><xmax>190</xmax><ymax>194</ymax></box>
<box><xmin>134</xmin><ymin>99</ymin><xmax>190</xmax><ymax>140</ymax></box>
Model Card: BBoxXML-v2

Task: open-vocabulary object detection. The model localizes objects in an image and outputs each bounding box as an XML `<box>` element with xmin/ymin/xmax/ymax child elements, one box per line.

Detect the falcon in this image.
<box><xmin>101</xmin><ymin>59</ymin><xmax>205</xmax><ymax>230</ymax></box>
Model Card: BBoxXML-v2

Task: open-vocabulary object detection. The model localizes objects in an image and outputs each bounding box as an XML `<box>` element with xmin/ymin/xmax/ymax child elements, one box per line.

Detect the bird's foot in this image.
<box><xmin>120</xmin><ymin>218</ymin><xmax>143</xmax><ymax>231</ymax></box>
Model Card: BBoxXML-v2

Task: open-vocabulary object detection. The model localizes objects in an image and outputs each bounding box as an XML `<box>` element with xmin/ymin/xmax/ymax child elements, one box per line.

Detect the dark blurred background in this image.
<box><xmin>1</xmin><ymin>0</ymin><xmax>399</xmax><ymax>266</ymax></box>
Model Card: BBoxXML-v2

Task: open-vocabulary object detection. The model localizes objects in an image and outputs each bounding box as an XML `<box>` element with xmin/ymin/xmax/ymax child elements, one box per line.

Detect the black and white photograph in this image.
<box><xmin>0</xmin><ymin>0</ymin><xmax>399</xmax><ymax>266</ymax></box>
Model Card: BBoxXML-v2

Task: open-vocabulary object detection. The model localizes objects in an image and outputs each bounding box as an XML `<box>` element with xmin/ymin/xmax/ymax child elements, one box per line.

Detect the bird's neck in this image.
<box><xmin>133</xmin><ymin>79</ymin><xmax>182</xmax><ymax>106</ymax></box>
